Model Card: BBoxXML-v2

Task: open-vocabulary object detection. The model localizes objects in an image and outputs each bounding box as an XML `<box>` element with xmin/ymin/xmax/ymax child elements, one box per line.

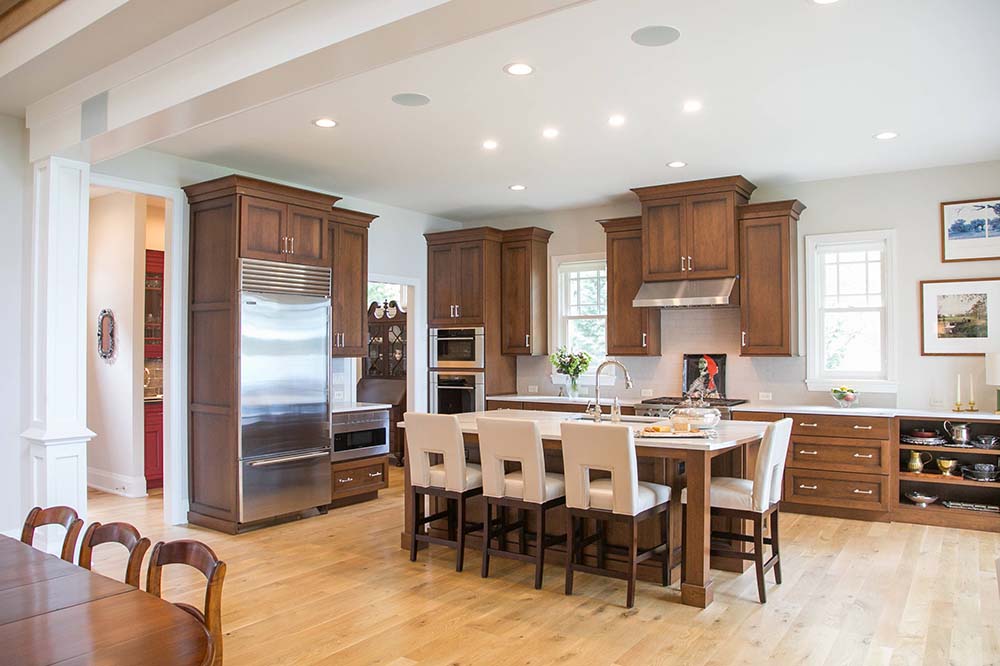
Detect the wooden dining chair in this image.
<box><xmin>21</xmin><ymin>506</ymin><xmax>84</xmax><ymax>562</ymax></box>
<box><xmin>78</xmin><ymin>522</ymin><xmax>151</xmax><ymax>587</ymax></box>
<box><xmin>147</xmin><ymin>539</ymin><xmax>227</xmax><ymax>666</ymax></box>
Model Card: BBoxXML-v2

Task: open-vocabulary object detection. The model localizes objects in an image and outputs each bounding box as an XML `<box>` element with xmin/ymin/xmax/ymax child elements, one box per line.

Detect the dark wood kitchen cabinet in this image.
<box><xmin>424</xmin><ymin>228</ymin><xmax>504</xmax><ymax>327</ymax></box>
<box><xmin>144</xmin><ymin>401</ymin><xmax>163</xmax><ymax>490</ymax></box>
<box><xmin>600</xmin><ymin>217</ymin><xmax>661</xmax><ymax>356</ymax></box>
<box><xmin>500</xmin><ymin>227</ymin><xmax>551</xmax><ymax>355</ymax></box>
<box><xmin>738</xmin><ymin>200</ymin><xmax>805</xmax><ymax>356</ymax></box>
<box><xmin>329</xmin><ymin>207</ymin><xmax>377</xmax><ymax>358</ymax></box>
<box><xmin>631</xmin><ymin>176</ymin><xmax>757</xmax><ymax>282</ymax></box>
<box><xmin>144</xmin><ymin>249</ymin><xmax>164</xmax><ymax>359</ymax></box>
<box><xmin>238</xmin><ymin>193</ymin><xmax>331</xmax><ymax>267</ymax></box>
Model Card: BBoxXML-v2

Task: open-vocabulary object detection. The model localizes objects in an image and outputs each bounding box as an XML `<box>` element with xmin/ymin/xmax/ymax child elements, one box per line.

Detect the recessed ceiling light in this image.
<box><xmin>542</xmin><ymin>127</ymin><xmax>559</xmax><ymax>139</ymax></box>
<box><xmin>313</xmin><ymin>118</ymin><xmax>337</xmax><ymax>128</ymax></box>
<box><xmin>608</xmin><ymin>114</ymin><xmax>626</xmax><ymax>127</ymax></box>
<box><xmin>630</xmin><ymin>25</ymin><xmax>681</xmax><ymax>47</ymax></box>
<box><xmin>482</xmin><ymin>139</ymin><xmax>499</xmax><ymax>150</ymax></box>
<box><xmin>509</xmin><ymin>184</ymin><xmax>526</xmax><ymax>191</ymax></box>
<box><xmin>391</xmin><ymin>92</ymin><xmax>431</xmax><ymax>106</ymax></box>
<box><xmin>503</xmin><ymin>63</ymin><xmax>533</xmax><ymax>76</ymax></box>
<box><xmin>811</xmin><ymin>0</ymin><xmax>840</xmax><ymax>4</ymax></box>
<box><xmin>667</xmin><ymin>161</ymin><xmax>687</xmax><ymax>168</ymax></box>
<box><xmin>682</xmin><ymin>100</ymin><xmax>703</xmax><ymax>113</ymax></box>
<box><xmin>874</xmin><ymin>131</ymin><xmax>899</xmax><ymax>140</ymax></box>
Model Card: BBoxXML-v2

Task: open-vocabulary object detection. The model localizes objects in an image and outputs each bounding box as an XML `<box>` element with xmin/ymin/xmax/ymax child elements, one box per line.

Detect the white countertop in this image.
<box><xmin>733</xmin><ymin>403</ymin><xmax>1000</xmax><ymax>422</ymax></box>
<box><xmin>486</xmin><ymin>394</ymin><xmax>644</xmax><ymax>407</ymax></box>
<box><xmin>403</xmin><ymin>409</ymin><xmax>768</xmax><ymax>451</ymax></box>
<box><xmin>330</xmin><ymin>401</ymin><xmax>392</xmax><ymax>414</ymax></box>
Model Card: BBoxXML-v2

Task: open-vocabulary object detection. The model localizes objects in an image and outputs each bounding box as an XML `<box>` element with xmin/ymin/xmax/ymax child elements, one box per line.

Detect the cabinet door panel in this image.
<box><xmin>144</xmin><ymin>403</ymin><xmax>164</xmax><ymax>489</ymax></box>
<box><xmin>239</xmin><ymin>196</ymin><xmax>287</xmax><ymax>262</ymax></box>
<box><xmin>286</xmin><ymin>206</ymin><xmax>328</xmax><ymax>266</ymax></box>
<box><xmin>454</xmin><ymin>242</ymin><xmax>484</xmax><ymax>325</ymax></box>
<box><xmin>501</xmin><ymin>241</ymin><xmax>531</xmax><ymax>354</ymax></box>
<box><xmin>643</xmin><ymin>201</ymin><xmax>686</xmax><ymax>280</ymax></box>
<box><xmin>331</xmin><ymin>223</ymin><xmax>368</xmax><ymax>357</ymax></box>
<box><xmin>686</xmin><ymin>193</ymin><xmax>736</xmax><ymax>278</ymax></box>
<box><xmin>427</xmin><ymin>245</ymin><xmax>458</xmax><ymax>326</ymax></box>
<box><xmin>740</xmin><ymin>216</ymin><xmax>791</xmax><ymax>355</ymax></box>
<box><xmin>607</xmin><ymin>230</ymin><xmax>660</xmax><ymax>355</ymax></box>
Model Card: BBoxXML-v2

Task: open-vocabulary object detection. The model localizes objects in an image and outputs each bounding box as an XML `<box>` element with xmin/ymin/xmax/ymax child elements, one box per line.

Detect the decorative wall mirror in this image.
<box><xmin>97</xmin><ymin>309</ymin><xmax>116</xmax><ymax>360</ymax></box>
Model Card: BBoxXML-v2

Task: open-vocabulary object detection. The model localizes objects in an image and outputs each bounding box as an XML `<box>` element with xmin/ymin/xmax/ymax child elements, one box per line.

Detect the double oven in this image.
<box><xmin>429</xmin><ymin>327</ymin><xmax>486</xmax><ymax>414</ymax></box>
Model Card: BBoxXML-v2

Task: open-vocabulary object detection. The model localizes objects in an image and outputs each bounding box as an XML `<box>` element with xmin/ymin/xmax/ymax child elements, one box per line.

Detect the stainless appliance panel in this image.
<box><xmin>239</xmin><ymin>449</ymin><xmax>332</xmax><ymax>522</ymax></box>
<box><xmin>240</xmin><ymin>291</ymin><xmax>330</xmax><ymax>460</ymax></box>
<box><xmin>330</xmin><ymin>409</ymin><xmax>390</xmax><ymax>462</ymax></box>
<box><xmin>430</xmin><ymin>371</ymin><xmax>485</xmax><ymax>414</ymax></box>
<box><xmin>429</xmin><ymin>327</ymin><xmax>485</xmax><ymax>369</ymax></box>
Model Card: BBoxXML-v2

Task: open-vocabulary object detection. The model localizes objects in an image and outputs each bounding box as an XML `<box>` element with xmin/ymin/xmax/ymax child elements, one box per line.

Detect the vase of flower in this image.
<box><xmin>550</xmin><ymin>347</ymin><xmax>591</xmax><ymax>399</ymax></box>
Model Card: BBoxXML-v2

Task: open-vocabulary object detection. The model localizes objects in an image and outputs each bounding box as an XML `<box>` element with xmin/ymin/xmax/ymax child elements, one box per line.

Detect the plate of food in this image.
<box><xmin>637</xmin><ymin>425</ymin><xmax>709</xmax><ymax>439</ymax></box>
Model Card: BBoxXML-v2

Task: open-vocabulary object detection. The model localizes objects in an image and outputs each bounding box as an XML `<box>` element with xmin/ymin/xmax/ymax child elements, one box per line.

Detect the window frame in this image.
<box><xmin>549</xmin><ymin>253</ymin><xmax>608</xmax><ymax>384</ymax></box>
<box><xmin>804</xmin><ymin>229</ymin><xmax>898</xmax><ymax>393</ymax></box>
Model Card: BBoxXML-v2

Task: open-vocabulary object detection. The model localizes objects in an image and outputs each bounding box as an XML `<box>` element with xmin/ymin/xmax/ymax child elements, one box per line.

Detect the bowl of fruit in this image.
<box><xmin>831</xmin><ymin>386</ymin><xmax>859</xmax><ymax>408</ymax></box>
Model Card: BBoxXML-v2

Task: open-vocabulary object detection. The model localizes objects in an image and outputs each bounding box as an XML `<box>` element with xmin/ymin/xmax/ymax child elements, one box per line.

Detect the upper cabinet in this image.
<box><xmin>424</xmin><ymin>228</ymin><xmax>504</xmax><ymax>327</ymax></box>
<box><xmin>600</xmin><ymin>217</ymin><xmax>661</xmax><ymax>356</ymax></box>
<box><xmin>500</xmin><ymin>228</ymin><xmax>551</xmax><ymax>356</ymax></box>
<box><xmin>330</xmin><ymin>207</ymin><xmax>378</xmax><ymax>358</ymax></box>
<box><xmin>738</xmin><ymin>200</ymin><xmax>805</xmax><ymax>356</ymax></box>
<box><xmin>631</xmin><ymin>176</ymin><xmax>757</xmax><ymax>281</ymax></box>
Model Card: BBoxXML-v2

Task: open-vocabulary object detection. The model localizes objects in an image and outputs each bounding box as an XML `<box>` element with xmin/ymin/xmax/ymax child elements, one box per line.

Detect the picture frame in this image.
<box><xmin>682</xmin><ymin>353</ymin><xmax>727</xmax><ymax>398</ymax></box>
<box><xmin>940</xmin><ymin>197</ymin><xmax>1000</xmax><ymax>263</ymax></box>
<box><xmin>920</xmin><ymin>277</ymin><xmax>1000</xmax><ymax>356</ymax></box>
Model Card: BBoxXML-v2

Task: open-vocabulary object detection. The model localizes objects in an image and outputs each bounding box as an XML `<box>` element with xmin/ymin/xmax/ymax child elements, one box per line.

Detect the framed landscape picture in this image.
<box><xmin>920</xmin><ymin>278</ymin><xmax>1000</xmax><ymax>355</ymax></box>
<box><xmin>682</xmin><ymin>353</ymin><xmax>727</xmax><ymax>398</ymax></box>
<box><xmin>940</xmin><ymin>197</ymin><xmax>1000</xmax><ymax>262</ymax></box>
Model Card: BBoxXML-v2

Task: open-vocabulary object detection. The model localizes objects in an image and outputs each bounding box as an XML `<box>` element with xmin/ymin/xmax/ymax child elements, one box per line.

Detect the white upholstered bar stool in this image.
<box><xmin>477</xmin><ymin>416</ymin><xmax>567</xmax><ymax>589</ymax></box>
<box><xmin>681</xmin><ymin>418</ymin><xmax>793</xmax><ymax>603</ymax></box>
<box><xmin>404</xmin><ymin>412</ymin><xmax>484</xmax><ymax>572</ymax></box>
<box><xmin>560</xmin><ymin>421</ymin><xmax>672</xmax><ymax>608</ymax></box>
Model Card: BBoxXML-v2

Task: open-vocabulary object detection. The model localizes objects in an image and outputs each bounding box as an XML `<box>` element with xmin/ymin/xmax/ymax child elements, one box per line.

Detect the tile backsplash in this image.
<box><xmin>144</xmin><ymin>358</ymin><xmax>163</xmax><ymax>397</ymax></box>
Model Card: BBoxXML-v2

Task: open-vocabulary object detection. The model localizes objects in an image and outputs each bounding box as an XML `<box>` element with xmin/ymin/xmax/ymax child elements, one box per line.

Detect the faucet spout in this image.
<box><xmin>593</xmin><ymin>360</ymin><xmax>633</xmax><ymax>422</ymax></box>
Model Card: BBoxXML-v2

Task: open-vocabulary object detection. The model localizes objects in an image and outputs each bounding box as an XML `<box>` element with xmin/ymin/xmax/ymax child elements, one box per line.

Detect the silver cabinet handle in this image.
<box><xmin>249</xmin><ymin>451</ymin><xmax>329</xmax><ymax>466</ymax></box>
<box><xmin>799</xmin><ymin>484</ymin><xmax>818</xmax><ymax>490</ymax></box>
<box><xmin>799</xmin><ymin>423</ymin><xmax>819</xmax><ymax>428</ymax></box>
<box><xmin>642</xmin><ymin>332</ymin><xmax>647</xmax><ymax>348</ymax></box>
<box><xmin>688</xmin><ymin>256</ymin><xmax>693</xmax><ymax>271</ymax></box>
<box><xmin>290</xmin><ymin>236</ymin><xmax>295</xmax><ymax>254</ymax></box>
<box><xmin>280</xmin><ymin>236</ymin><xmax>288</xmax><ymax>254</ymax></box>
<box><xmin>799</xmin><ymin>450</ymin><xmax>818</xmax><ymax>455</ymax></box>
<box><xmin>853</xmin><ymin>425</ymin><xmax>873</xmax><ymax>430</ymax></box>
<box><xmin>368</xmin><ymin>471</ymin><xmax>382</xmax><ymax>478</ymax></box>
<box><xmin>456</xmin><ymin>304</ymin><xmax>461</xmax><ymax>317</ymax></box>
<box><xmin>525</xmin><ymin>334</ymin><xmax>530</xmax><ymax>348</ymax></box>
<box><xmin>338</xmin><ymin>477</ymin><xmax>354</xmax><ymax>483</ymax></box>
<box><xmin>853</xmin><ymin>453</ymin><xmax>874</xmax><ymax>459</ymax></box>
<box><xmin>852</xmin><ymin>489</ymin><xmax>874</xmax><ymax>495</ymax></box>
<box><xmin>681</xmin><ymin>256</ymin><xmax>686</xmax><ymax>271</ymax></box>
<box><xmin>741</xmin><ymin>331</ymin><xmax>747</xmax><ymax>347</ymax></box>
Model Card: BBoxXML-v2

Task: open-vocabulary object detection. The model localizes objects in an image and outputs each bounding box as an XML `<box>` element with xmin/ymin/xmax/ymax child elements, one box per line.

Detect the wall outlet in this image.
<box><xmin>332</xmin><ymin>373</ymin><xmax>345</xmax><ymax>384</ymax></box>
<box><xmin>333</xmin><ymin>391</ymin><xmax>345</xmax><ymax>400</ymax></box>
<box><xmin>640</xmin><ymin>388</ymin><xmax>654</xmax><ymax>398</ymax></box>
<box><xmin>758</xmin><ymin>392</ymin><xmax>773</xmax><ymax>401</ymax></box>
<box><xmin>527</xmin><ymin>385</ymin><xmax>539</xmax><ymax>394</ymax></box>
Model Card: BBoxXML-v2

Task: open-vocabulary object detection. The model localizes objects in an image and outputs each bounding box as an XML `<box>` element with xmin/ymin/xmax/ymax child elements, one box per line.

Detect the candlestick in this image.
<box><xmin>953</xmin><ymin>401</ymin><xmax>964</xmax><ymax>413</ymax></box>
<box><xmin>956</xmin><ymin>373</ymin><xmax>962</xmax><ymax>405</ymax></box>
<box><xmin>970</xmin><ymin>373</ymin><xmax>975</xmax><ymax>404</ymax></box>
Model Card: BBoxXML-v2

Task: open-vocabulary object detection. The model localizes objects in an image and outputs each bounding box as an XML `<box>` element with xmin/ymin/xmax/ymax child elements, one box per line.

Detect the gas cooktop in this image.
<box><xmin>640</xmin><ymin>396</ymin><xmax>749</xmax><ymax>407</ymax></box>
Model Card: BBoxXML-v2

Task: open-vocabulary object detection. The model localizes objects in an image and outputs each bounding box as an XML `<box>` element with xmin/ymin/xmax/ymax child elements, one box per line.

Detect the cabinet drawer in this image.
<box><xmin>332</xmin><ymin>457</ymin><xmax>389</xmax><ymax>498</ymax></box>
<box><xmin>790</xmin><ymin>414</ymin><xmax>889</xmax><ymax>439</ymax></box>
<box><xmin>487</xmin><ymin>400</ymin><xmax>524</xmax><ymax>410</ymax></box>
<box><xmin>787</xmin><ymin>437</ymin><xmax>889</xmax><ymax>474</ymax></box>
<box><xmin>784</xmin><ymin>468</ymin><xmax>888</xmax><ymax>512</ymax></box>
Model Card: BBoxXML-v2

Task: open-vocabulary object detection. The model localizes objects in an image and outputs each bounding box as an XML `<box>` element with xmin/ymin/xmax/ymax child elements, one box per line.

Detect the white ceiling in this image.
<box><xmin>150</xmin><ymin>0</ymin><xmax>1000</xmax><ymax>222</ymax></box>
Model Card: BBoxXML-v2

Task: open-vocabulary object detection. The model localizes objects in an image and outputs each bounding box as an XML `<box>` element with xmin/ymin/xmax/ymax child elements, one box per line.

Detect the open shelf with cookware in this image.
<box><xmin>894</xmin><ymin>417</ymin><xmax>1000</xmax><ymax>531</ymax></box>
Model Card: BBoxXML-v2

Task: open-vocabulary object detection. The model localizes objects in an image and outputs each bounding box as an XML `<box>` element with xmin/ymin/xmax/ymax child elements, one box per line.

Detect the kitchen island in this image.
<box><xmin>400</xmin><ymin>410</ymin><xmax>768</xmax><ymax>608</ymax></box>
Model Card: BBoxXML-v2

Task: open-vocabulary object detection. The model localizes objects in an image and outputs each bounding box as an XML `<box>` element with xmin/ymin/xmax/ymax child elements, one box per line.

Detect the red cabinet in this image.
<box><xmin>144</xmin><ymin>250</ymin><xmax>164</xmax><ymax>359</ymax></box>
<box><xmin>144</xmin><ymin>401</ymin><xmax>163</xmax><ymax>489</ymax></box>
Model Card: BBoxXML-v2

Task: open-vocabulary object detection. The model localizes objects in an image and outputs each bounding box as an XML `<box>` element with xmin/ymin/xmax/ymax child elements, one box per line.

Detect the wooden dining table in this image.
<box><xmin>0</xmin><ymin>534</ymin><xmax>212</xmax><ymax>666</ymax></box>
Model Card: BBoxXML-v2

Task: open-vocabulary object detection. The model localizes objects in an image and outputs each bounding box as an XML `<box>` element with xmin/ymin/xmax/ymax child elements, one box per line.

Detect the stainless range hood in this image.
<box><xmin>632</xmin><ymin>277</ymin><xmax>737</xmax><ymax>308</ymax></box>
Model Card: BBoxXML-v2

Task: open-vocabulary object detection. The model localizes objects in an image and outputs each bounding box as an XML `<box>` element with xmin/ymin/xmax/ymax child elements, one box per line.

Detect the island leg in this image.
<box><xmin>681</xmin><ymin>450</ymin><xmax>714</xmax><ymax>608</ymax></box>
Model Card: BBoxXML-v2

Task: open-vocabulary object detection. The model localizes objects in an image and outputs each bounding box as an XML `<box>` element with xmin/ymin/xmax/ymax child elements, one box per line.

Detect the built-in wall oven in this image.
<box><xmin>430</xmin><ymin>371</ymin><xmax>485</xmax><ymax>414</ymax></box>
<box><xmin>429</xmin><ymin>327</ymin><xmax>485</xmax><ymax>369</ymax></box>
<box><xmin>330</xmin><ymin>409</ymin><xmax>390</xmax><ymax>462</ymax></box>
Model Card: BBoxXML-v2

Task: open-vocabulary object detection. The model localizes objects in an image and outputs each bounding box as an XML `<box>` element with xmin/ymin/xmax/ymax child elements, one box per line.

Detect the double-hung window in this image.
<box><xmin>805</xmin><ymin>230</ymin><xmax>897</xmax><ymax>392</ymax></box>
<box><xmin>553</xmin><ymin>256</ymin><xmax>607</xmax><ymax>375</ymax></box>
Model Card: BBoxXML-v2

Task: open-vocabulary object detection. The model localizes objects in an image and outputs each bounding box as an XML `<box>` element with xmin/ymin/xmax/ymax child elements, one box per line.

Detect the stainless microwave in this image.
<box><xmin>429</xmin><ymin>327</ymin><xmax>485</xmax><ymax>369</ymax></box>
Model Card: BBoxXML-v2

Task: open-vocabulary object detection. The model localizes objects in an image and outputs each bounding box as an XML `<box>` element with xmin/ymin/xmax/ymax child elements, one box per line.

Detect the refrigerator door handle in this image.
<box><xmin>248</xmin><ymin>451</ymin><xmax>330</xmax><ymax>467</ymax></box>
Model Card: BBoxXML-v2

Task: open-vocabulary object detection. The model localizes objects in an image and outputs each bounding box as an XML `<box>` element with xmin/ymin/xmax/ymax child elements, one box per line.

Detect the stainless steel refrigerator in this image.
<box><xmin>238</xmin><ymin>260</ymin><xmax>332</xmax><ymax>523</ymax></box>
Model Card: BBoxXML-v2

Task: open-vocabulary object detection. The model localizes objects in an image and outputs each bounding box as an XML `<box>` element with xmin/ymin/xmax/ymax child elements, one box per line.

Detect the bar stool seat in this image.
<box><xmin>590</xmin><ymin>478</ymin><xmax>671</xmax><ymax>512</ymax></box>
<box><xmin>680</xmin><ymin>477</ymin><xmax>753</xmax><ymax>511</ymax></box>
<box><xmin>428</xmin><ymin>463</ymin><xmax>483</xmax><ymax>490</ymax></box>
<box><xmin>501</xmin><ymin>470</ymin><xmax>566</xmax><ymax>501</ymax></box>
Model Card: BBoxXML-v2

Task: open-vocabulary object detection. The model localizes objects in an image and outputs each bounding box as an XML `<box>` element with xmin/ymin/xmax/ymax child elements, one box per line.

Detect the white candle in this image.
<box><xmin>957</xmin><ymin>374</ymin><xmax>962</xmax><ymax>404</ymax></box>
<box><xmin>970</xmin><ymin>374</ymin><xmax>975</xmax><ymax>403</ymax></box>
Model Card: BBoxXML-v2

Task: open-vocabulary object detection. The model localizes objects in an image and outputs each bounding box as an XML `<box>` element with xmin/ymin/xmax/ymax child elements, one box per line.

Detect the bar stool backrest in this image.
<box><xmin>404</xmin><ymin>412</ymin><xmax>468</xmax><ymax>492</ymax></box>
<box><xmin>477</xmin><ymin>417</ymin><xmax>546</xmax><ymax>502</ymax></box>
<box><xmin>751</xmin><ymin>418</ymin><xmax>794</xmax><ymax>512</ymax></box>
<box><xmin>560</xmin><ymin>421</ymin><xmax>640</xmax><ymax>515</ymax></box>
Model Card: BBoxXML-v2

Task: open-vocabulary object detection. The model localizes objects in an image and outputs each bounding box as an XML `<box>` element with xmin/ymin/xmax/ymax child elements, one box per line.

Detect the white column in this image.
<box><xmin>21</xmin><ymin>157</ymin><xmax>95</xmax><ymax>549</ymax></box>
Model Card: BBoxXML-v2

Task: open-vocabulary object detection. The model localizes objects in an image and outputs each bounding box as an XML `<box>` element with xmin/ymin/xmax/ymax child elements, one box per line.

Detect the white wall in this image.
<box><xmin>145</xmin><ymin>199</ymin><xmax>165</xmax><ymax>250</ymax></box>
<box><xmin>86</xmin><ymin>191</ymin><xmax>146</xmax><ymax>496</ymax></box>
<box><xmin>476</xmin><ymin>160</ymin><xmax>1000</xmax><ymax>411</ymax></box>
<box><xmin>0</xmin><ymin>114</ymin><xmax>27</xmax><ymax>536</ymax></box>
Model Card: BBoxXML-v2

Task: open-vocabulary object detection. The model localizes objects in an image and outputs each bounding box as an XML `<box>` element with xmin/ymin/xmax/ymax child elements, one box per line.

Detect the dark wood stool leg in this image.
<box><xmin>499</xmin><ymin>506</ymin><xmax>507</xmax><ymax>552</ymax></box>
<box><xmin>753</xmin><ymin>515</ymin><xmax>766</xmax><ymax>603</ymax></box>
<box><xmin>456</xmin><ymin>494</ymin><xmax>467</xmax><ymax>573</ymax></box>
<box><xmin>680</xmin><ymin>504</ymin><xmax>687</xmax><ymax>584</ymax></box>
<box><xmin>481</xmin><ymin>498</ymin><xmax>493</xmax><ymax>578</ymax></box>
<box><xmin>447</xmin><ymin>498</ymin><xmax>457</xmax><ymax>542</ymax></box>
<box><xmin>771</xmin><ymin>509</ymin><xmax>782</xmax><ymax>584</ymax></box>
<box><xmin>410</xmin><ymin>487</ymin><xmax>420</xmax><ymax>562</ymax></box>
<box><xmin>519</xmin><ymin>508</ymin><xmax>527</xmax><ymax>555</ymax></box>
<box><xmin>626</xmin><ymin>517</ymin><xmax>638</xmax><ymax>609</ymax></box>
<box><xmin>661</xmin><ymin>508</ymin><xmax>671</xmax><ymax>586</ymax></box>
<box><xmin>564</xmin><ymin>514</ymin><xmax>575</xmax><ymax>595</ymax></box>
<box><xmin>534</xmin><ymin>505</ymin><xmax>546</xmax><ymax>590</ymax></box>
<box><xmin>596</xmin><ymin>519</ymin><xmax>606</xmax><ymax>569</ymax></box>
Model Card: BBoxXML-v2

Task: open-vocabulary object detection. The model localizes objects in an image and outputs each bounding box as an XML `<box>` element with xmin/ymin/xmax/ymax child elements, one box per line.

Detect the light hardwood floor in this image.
<box><xmin>87</xmin><ymin>469</ymin><xmax>1000</xmax><ymax>665</ymax></box>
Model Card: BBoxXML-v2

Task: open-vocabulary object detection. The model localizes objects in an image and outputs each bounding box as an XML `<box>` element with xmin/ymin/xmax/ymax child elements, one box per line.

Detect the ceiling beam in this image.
<box><xmin>0</xmin><ymin>0</ymin><xmax>64</xmax><ymax>42</ymax></box>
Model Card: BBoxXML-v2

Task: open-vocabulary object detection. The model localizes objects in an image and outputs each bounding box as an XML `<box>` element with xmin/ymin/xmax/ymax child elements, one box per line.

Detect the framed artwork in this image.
<box><xmin>682</xmin><ymin>353</ymin><xmax>726</xmax><ymax>398</ymax></box>
<box><xmin>920</xmin><ymin>278</ymin><xmax>1000</xmax><ymax>356</ymax></box>
<box><xmin>940</xmin><ymin>197</ymin><xmax>1000</xmax><ymax>262</ymax></box>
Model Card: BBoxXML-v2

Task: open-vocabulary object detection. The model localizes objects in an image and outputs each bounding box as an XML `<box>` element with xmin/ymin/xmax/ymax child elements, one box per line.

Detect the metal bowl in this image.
<box><xmin>904</xmin><ymin>491</ymin><xmax>939</xmax><ymax>508</ymax></box>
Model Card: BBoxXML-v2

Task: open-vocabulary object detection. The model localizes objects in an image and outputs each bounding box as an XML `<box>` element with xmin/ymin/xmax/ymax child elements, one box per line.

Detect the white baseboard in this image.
<box><xmin>1</xmin><ymin>528</ymin><xmax>19</xmax><ymax>539</ymax></box>
<box><xmin>87</xmin><ymin>467</ymin><xmax>148</xmax><ymax>498</ymax></box>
